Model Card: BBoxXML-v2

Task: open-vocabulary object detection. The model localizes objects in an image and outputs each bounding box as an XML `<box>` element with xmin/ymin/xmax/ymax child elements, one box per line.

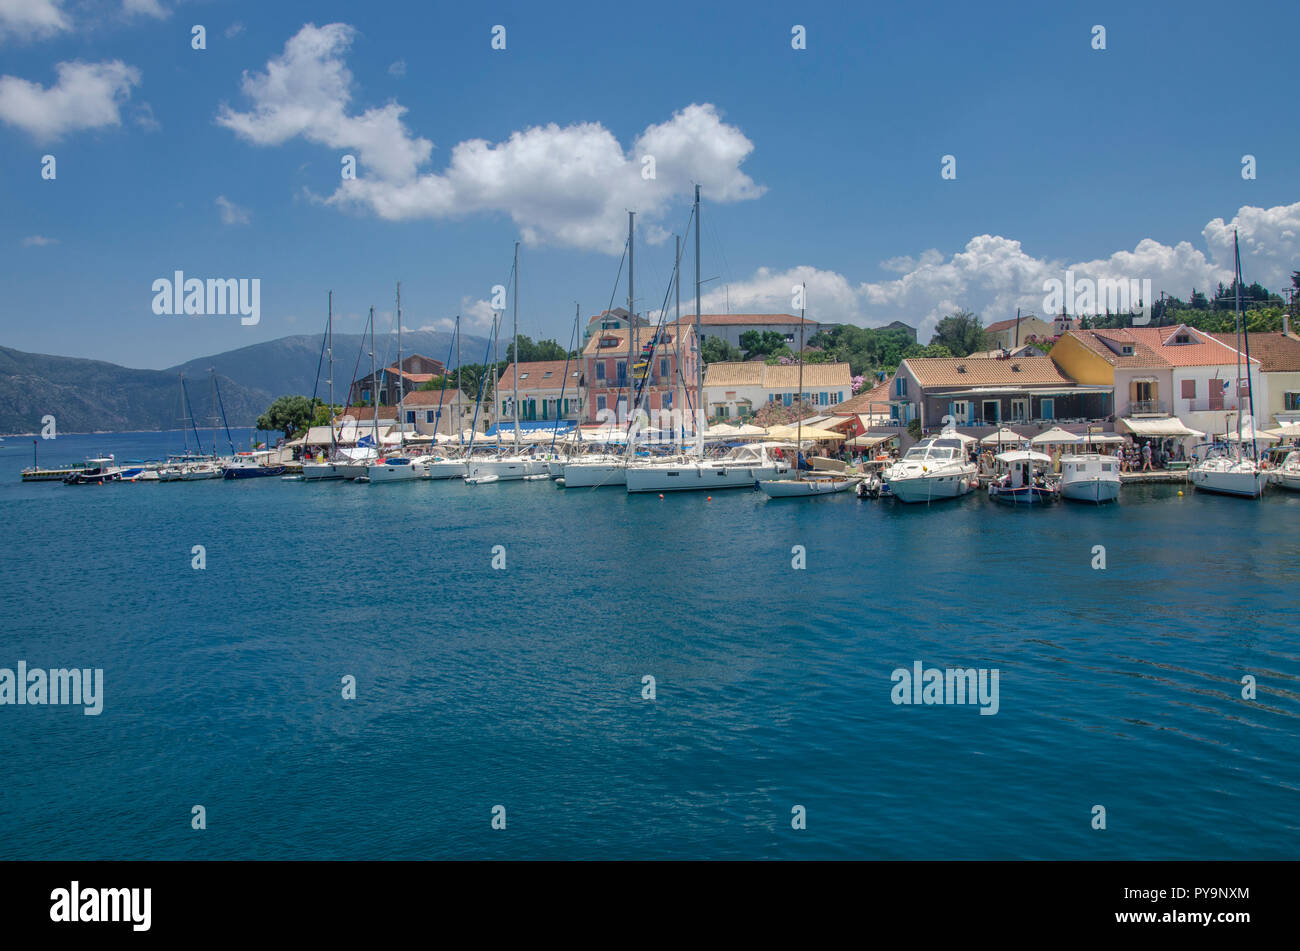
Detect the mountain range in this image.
<box><xmin>0</xmin><ymin>331</ymin><xmax>486</xmax><ymax>435</ymax></box>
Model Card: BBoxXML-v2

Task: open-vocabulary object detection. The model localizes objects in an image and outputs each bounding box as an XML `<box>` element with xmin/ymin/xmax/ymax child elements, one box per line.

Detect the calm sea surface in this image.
<box><xmin>1</xmin><ymin>430</ymin><xmax>1298</xmax><ymax>859</ymax></box>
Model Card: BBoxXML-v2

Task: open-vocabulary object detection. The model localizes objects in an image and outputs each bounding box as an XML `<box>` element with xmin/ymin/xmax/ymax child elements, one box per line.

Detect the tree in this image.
<box><xmin>701</xmin><ymin>337</ymin><xmax>744</xmax><ymax>364</ymax></box>
<box><xmin>929</xmin><ymin>310</ymin><xmax>990</xmax><ymax>357</ymax></box>
<box><xmin>506</xmin><ymin>336</ymin><xmax>572</xmax><ymax>364</ymax></box>
<box><xmin>256</xmin><ymin>395</ymin><xmax>317</xmax><ymax>439</ymax></box>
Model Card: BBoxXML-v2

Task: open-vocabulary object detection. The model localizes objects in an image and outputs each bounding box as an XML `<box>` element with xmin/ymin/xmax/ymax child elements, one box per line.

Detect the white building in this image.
<box><xmin>690</xmin><ymin>313</ymin><xmax>820</xmax><ymax>350</ymax></box>
<box><xmin>703</xmin><ymin>361</ymin><xmax>851</xmax><ymax>419</ymax></box>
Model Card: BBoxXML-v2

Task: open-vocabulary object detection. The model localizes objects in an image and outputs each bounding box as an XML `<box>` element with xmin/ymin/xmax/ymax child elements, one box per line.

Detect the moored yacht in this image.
<box><xmin>1273</xmin><ymin>449</ymin><xmax>1300</xmax><ymax>492</ymax></box>
<box><xmin>625</xmin><ymin>443</ymin><xmax>790</xmax><ymax>493</ymax></box>
<box><xmin>881</xmin><ymin>436</ymin><xmax>977</xmax><ymax>503</ymax></box>
<box><xmin>1190</xmin><ymin>445</ymin><xmax>1266</xmax><ymax>498</ymax></box>
<box><xmin>1059</xmin><ymin>453</ymin><xmax>1120</xmax><ymax>503</ymax></box>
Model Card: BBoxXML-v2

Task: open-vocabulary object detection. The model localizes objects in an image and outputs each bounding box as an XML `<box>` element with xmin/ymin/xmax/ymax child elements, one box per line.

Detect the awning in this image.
<box><xmin>486</xmin><ymin>420</ymin><xmax>577</xmax><ymax>435</ymax></box>
<box><xmin>846</xmin><ymin>434</ymin><xmax>897</xmax><ymax>449</ymax></box>
<box><xmin>1118</xmin><ymin>417</ymin><xmax>1205</xmax><ymax>438</ymax></box>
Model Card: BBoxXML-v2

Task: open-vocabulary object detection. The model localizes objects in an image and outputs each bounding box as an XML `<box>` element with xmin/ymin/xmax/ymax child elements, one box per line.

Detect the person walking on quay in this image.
<box><xmin>1141</xmin><ymin>441</ymin><xmax>1153</xmax><ymax>472</ymax></box>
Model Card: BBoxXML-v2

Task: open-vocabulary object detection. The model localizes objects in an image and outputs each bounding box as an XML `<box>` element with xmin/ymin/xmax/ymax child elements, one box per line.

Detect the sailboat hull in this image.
<box><xmin>301</xmin><ymin>463</ymin><xmax>343</xmax><ymax>481</ymax></box>
<box><xmin>466</xmin><ymin>459</ymin><xmax>548</xmax><ymax>482</ymax></box>
<box><xmin>626</xmin><ymin>463</ymin><xmax>784</xmax><ymax>493</ymax></box>
<box><xmin>760</xmin><ymin>477</ymin><xmax>860</xmax><ymax>498</ymax></box>
<box><xmin>561</xmin><ymin>463</ymin><xmax>626</xmax><ymax>487</ymax></box>
<box><xmin>1191</xmin><ymin>467</ymin><xmax>1266</xmax><ymax>497</ymax></box>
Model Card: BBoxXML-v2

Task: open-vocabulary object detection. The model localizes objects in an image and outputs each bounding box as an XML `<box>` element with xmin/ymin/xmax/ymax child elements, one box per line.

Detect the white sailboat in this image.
<box><xmin>466</xmin><ymin>243</ymin><xmax>549</xmax><ymax>483</ymax></box>
<box><xmin>759</xmin><ymin>283</ymin><xmax>860</xmax><ymax>498</ymax></box>
<box><xmin>1273</xmin><ymin>450</ymin><xmax>1300</xmax><ymax>492</ymax></box>
<box><xmin>367</xmin><ymin>284</ymin><xmax>428</xmax><ymax>484</ymax></box>
<box><xmin>1191</xmin><ymin>232</ymin><xmax>1266</xmax><ymax>498</ymax></box>
<box><xmin>302</xmin><ymin>292</ymin><xmax>345</xmax><ymax>481</ymax></box>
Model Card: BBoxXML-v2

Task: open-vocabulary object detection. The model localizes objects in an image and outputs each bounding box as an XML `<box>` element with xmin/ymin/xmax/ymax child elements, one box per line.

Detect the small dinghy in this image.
<box><xmin>465</xmin><ymin>473</ymin><xmax>500</xmax><ymax>485</ymax></box>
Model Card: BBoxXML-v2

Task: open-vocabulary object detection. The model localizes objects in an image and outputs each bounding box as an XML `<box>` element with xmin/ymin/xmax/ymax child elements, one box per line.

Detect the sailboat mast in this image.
<box><xmin>369</xmin><ymin>307</ymin><xmax>378</xmax><ymax>450</ymax></box>
<box><xmin>513</xmin><ymin>241</ymin><xmax>521</xmax><ymax>443</ymax></box>
<box><xmin>179</xmin><ymin>372</ymin><xmax>188</xmax><ymax>455</ymax></box>
<box><xmin>1236</xmin><ymin>231</ymin><xmax>1260</xmax><ymax>463</ymax></box>
<box><xmin>396</xmin><ymin>282</ymin><xmax>404</xmax><ymax>444</ymax></box>
<box><xmin>1233</xmin><ymin>234</ymin><xmax>1244</xmax><ymax>457</ymax></box>
<box><xmin>327</xmin><ymin>291</ymin><xmax>336</xmax><ymax>457</ymax></box>
<box><xmin>674</xmin><ymin>233</ymin><xmax>681</xmax><ymax>446</ymax></box>
<box><xmin>627</xmin><ymin>211</ymin><xmax>635</xmax><ymax>426</ymax></box>
<box><xmin>797</xmin><ymin>284</ymin><xmax>806</xmax><ymax>463</ymax></box>
<box><xmin>456</xmin><ymin>314</ymin><xmax>463</xmax><ymax>447</ymax></box>
<box><xmin>694</xmin><ymin>184</ymin><xmax>702</xmax><ymax>453</ymax></box>
<box><xmin>210</xmin><ymin>368</ymin><xmax>217</xmax><ymax>458</ymax></box>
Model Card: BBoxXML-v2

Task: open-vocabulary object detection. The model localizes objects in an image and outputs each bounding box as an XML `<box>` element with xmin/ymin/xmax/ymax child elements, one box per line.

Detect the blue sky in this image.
<box><xmin>3</xmin><ymin>0</ymin><xmax>1299</xmax><ymax>368</ymax></box>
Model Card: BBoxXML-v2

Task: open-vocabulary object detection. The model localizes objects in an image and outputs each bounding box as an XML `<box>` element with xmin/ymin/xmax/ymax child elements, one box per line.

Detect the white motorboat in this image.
<box><xmin>1272</xmin><ymin>449</ymin><xmax>1300</xmax><ymax>491</ymax></box>
<box><xmin>1059</xmin><ymin>453</ymin><xmax>1121</xmax><ymax>503</ymax></box>
<box><xmin>63</xmin><ymin>456</ymin><xmax>123</xmax><ymax>485</ymax></box>
<box><xmin>882</xmin><ymin>436</ymin><xmax>977</xmax><ymax>503</ymax></box>
<box><xmin>1191</xmin><ymin>448</ymin><xmax>1266</xmax><ymax>498</ymax></box>
<box><xmin>625</xmin><ymin>443</ymin><xmax>790</xmax><ymax>493</ymax></box>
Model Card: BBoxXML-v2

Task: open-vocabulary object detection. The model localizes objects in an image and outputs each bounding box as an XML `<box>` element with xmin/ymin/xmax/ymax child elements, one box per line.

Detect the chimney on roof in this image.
<box><xmin>1285</xmin><ymin>313</ymin><xmax>1292</xmax><ymax>336</ymax></box>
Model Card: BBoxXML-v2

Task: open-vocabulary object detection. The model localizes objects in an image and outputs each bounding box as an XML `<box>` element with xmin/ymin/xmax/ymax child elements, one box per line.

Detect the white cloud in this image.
<box><xmin>0</xmin><ymin>59</ymin><xmax>140</xmax><ymax>140</ymax></box>
<box><xmin>122</xmin><ymin>0</ymin><xmax>167</xmax><ymax>20</ymax></box>
<box><xmin>703</xmin><ymin>201</ymin><xmax>1300</xmax><ymax>343</ymax></box>
<box><xmin>22</xmin><ymin>235</ymin><xmax>57</xmax><ymax>246</ymax></box>
<box><xmin>218</xmin><ymin>23</ymin><xmax>763</xmax><ymax>252</ymax></box>
<box><xmin>0</xmin><ymin>0</ymin><xmax>69</xmax><ymax>42</ymax></box>
<box><xmin>134</xmin><ymin>101</ymin><xmax>160</xmax><ymax>131</ymax></box>
<box><xmin>388</xmin><ymin>59</ymin><xmax>406</xmax><ymax>78</ymax></box>
<box><xmin>215</xmin><ymin>195</ymin><xmax>251</xmax><ymax>225</ymax></box>
<box><xmin>225</xmin><ymin>21</ymin><xmax>245</xmax><ymax>39</ymax></box>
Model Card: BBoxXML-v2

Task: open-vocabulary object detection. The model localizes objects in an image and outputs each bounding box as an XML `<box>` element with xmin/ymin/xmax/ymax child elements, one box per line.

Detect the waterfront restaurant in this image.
<box><xmin>889</xmin><ymin>356</ymin><xmax>1112</xmax><ymax>432</ymax></box>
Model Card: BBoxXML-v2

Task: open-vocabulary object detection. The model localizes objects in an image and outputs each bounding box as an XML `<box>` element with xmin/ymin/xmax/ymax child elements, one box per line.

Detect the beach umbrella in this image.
<box><xmin>1030</xmin><ymin>426</ymin><xmax>1081</xmax><ymax>445</ymax></box>
<box><xmin>1263</xmin><ymin>421</ymin><xmax>1300</xmax><ymax>440</ymax></box>
<box><xmin>980</xmin><ymin>427</ymin><xmax>1024</xmax><ymax>446</ymax></box>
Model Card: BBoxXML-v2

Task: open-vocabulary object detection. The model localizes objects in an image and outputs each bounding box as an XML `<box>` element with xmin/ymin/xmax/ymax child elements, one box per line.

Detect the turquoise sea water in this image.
<box><xmin>1</xmin><ymin>430</ymin><xmax>1298</xmax><ymax>859</ymax></box>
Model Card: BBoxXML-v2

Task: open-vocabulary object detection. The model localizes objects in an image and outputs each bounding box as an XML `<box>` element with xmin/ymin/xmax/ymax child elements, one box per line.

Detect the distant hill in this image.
<box><xmin>0</xmin><ymin>330</ymin><xmax>488</xmax><ymax>434</ymax></box>
<box><xmin>167</xmin><ymin>330</ymin><xmax>485</xmax><ymax>407</ymax></box>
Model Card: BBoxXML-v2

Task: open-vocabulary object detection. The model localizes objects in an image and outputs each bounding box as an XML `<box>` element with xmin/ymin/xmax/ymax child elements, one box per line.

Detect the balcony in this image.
<box><xmin>1128</xmin><ymin>400</ymin><xmax>1166</xmax><ymax>416</ymax></box>
<box><xmin>1180</xmin><ymin>399</ymin><xmax>1243</xmax><ymax>414</ymax></box>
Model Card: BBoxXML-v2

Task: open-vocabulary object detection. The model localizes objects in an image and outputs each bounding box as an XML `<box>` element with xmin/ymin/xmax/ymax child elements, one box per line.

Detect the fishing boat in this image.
<box><xmin>222</xmin><ymin>451</ymin><xmax>286</xmax><ymax>479</ymax></box>
<box><xmin>1191</xmin><ymin>232</ymin><xmax>1265</xmax><ymax>499</ymax></box>
<box><xmin>988</xmin><ymin>450</ymin><xmax>1060</xmax><ymax>505</ymax></box>
<box><xmin>63</xmin><ymin>455</ymin><xmax>122</xmax><ymax>485</ymax></box>
<box><xmin>1058</xmin><ymin>453</ymin><xmax>1120</xmax><ymax>503</ymax></box>
<box><xmin>881</xmin><ymin>436</ymin><xmax>977</xmax><ymax>503</ymax></box>
<box><xmin>759</xmin><ymin>284</ymin><xmax>859</xmax><ymax>498</ymax></box>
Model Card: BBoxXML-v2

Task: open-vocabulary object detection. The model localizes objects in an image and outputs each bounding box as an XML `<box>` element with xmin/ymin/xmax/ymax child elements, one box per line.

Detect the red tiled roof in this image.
<box><xmin>1125</xmin><ymin>326</ymin><xmax>1256</xmax><ymax>367</ymax></box>
<box><xmin>496</xmin><ymin>360</ymin><xmax>582</xmax><ymax>388</ymax></box>
<box><xmin>1207</xmin><ymin>332</ymin><xmax>1300</xmax><ymax>372</ymax></box>
<box><xmin>1062</xmin><ymin>329</ymin><xmax>1170</xmax><ymax>369</ymax></box>
<box><xmin>903</xmin><ymin>356</ymin><xmax>1076</xmax><ymax>387</ymax></box>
